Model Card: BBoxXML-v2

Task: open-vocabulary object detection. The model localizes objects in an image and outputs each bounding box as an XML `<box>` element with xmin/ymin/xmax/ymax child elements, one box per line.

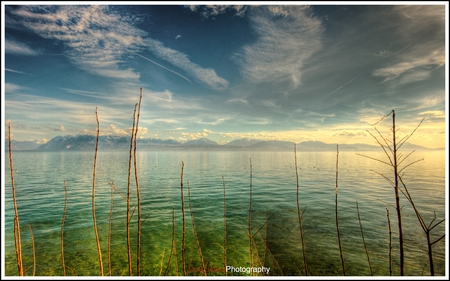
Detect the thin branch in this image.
<box><xmin>92</xmin><ymin>107</ymin><xmax>104</xmax><ymax>276</ymax></box>
<box><xmin>134</xmin><ymin>88</ymin><xmax>143</xmax><ymax>276</ymax></box>
<box><xmin>397</xmin><ymin>118</ymin><xmax>425</xmax><ymax>150</ymax></box>
<box><xmin>356</xmin><ymin>201</ymin><xmax>373</xmax><ymax>276</ymax></box>
<box><xmin>28</xmin><ymin>223</ymin><xmax>36</xmax><ymax>276</ymax></box>
<box><xmin>61</xmin><ymin>180</ymin><xmax>68</xmax><ymax>276</ymax></box>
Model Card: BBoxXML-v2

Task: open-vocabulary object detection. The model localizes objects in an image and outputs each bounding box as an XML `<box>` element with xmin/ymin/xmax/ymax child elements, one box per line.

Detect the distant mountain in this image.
<box><xmin>250</xmin><ymin>140</ymin><xmax>295</xmax><ymax>150</ymax></box>
<box><xmin>37</xmin><ymin>135</ymin><xmax>96</xmax><ymax>151</ymax></box>
<box><xmin>297</xmin><ymin>141</ymin><xmax>380</xmax><ymax>151</ymax></box>
<box><xmin>224</xmin><ymin>138</ymin><xmax>262</xmax><ymax>146</ymax></box>
<box><xmin>7</xmin><ymin>134</ymin><xmax>439</xmax><ymax>151</ymax></box>
<box><xmin>183</xmin><ymin>138</ymin><xmax>219</xmax><ymax>146</ymax></box>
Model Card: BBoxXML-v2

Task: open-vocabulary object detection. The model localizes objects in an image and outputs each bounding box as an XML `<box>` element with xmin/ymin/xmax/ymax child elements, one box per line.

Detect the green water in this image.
<box><xmin>3</xmin><ymin>150</ymin><xmax>447</xmax><ymax>276</ymax></box>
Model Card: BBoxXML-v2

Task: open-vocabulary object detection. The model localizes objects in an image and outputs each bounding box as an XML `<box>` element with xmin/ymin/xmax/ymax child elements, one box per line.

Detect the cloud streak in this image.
<box><xmin>233</xmin><ymin>6</ymin><xmax>323</xmax><ymax>87</ymax></box>
<box><xmin>5</xmin><ymin>38</ymin><xmax>39</xmax><ymax>55</ymax></box>
<box><xmin>131</xmin><ymin>51</ymin><xmax>192</xmax><ymax>83</ymax></box>
<box><xmin>11</xmin><ymin>5</ymin><xmax>228</xmax><ymax>89</ymax></box>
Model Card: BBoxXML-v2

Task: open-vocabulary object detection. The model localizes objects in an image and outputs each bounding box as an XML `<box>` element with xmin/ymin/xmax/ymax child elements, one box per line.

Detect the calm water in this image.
<box><xmin>3</xmin><ymin>150</ymin><xmax>447</xmax><ymax>276</ymax></box>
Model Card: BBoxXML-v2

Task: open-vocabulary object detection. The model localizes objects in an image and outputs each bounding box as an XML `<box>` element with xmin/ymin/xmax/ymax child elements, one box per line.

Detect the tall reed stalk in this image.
<box><xmin>294</xmin><ymin>144</ymin><xmax>308</xmax><ymax>275</ymax></box>
<box><xmin>248</xmin><ymin>158</ymin><xmax>254</xmax><ymax>276</ymax></box>
<box><xmin>335</xmin><ymin>145</ymin><xmax>346</xmax><ymax>276</ymax></box>
<box><xmin>356</xmin><ymin>200</ymin><xmax>372</xmax><ymax>275</ymax></box>
<box><xmin>390</xmin><ymin>110</ymin><xmax>404</xmax><ymax>275</ymax></box>
<box><xmin>126</xmin><ymin>103</ymin><xmax>138</xmax><ymax>276</ymax></box>
<box><xmin>8</xmin><ymin>122</ymin><xmax>23</xmax><ymax>276</ymax></box>
<box><xmin>61</xmin><ymin>180</ymin><xmax>68</xmax><ymax>276</ymax></box>
<box><xmin>222</xmin><ymin>175</ymin><xmax>228</xmax><ymax>276</ymax></box>
<box><xmin>92</xmin><ymin>107</ymin><xmax>104</xmax><ymax>276</ymax></box>
<box><xmin>164</xmin><ymin>207</ymin><xmax>176</xmax><ymax>276</ymax></box>
<box><xmin>187</xmin><ymin>181</ymin><xmax>206</xmax><ymax>276</ymax></box>
<box><xmin>180</xmin><ymin>161</ymin><xmax>187</xmax><ymax>276</ymax></box>
<box><xmin>108</xmin><ymin>183</ymin><xmax>114</xmax><ymax>276</ymax></box>
<box><xmin>134</xmin><ymin>88</ymin><xmax>143</xmax><ymax>276</ymax></box>
<box><xmin>386</xmin><ymin>208</ymin><xmax>392</xmax><ymax>276</ymax></box>
<box><xmin>28</xmin><ymin>223</ymin><xmax>36</xmax><ymax>276</ymax></box>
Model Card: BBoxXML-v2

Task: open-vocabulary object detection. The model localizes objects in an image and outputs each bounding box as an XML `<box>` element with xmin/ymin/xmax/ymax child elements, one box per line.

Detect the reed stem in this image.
<box><xmin>391</xmin><ymin>110</ymin><xmax>404</xmax><ymax>276</ymax></box>
<box><xmin>187</xmin><ymin>181</ymin><xmax>206</xmax><ymax>276</ymax></box>
<box><xmin>386</xmin><ymin>208</ymin><xmax>392</xmax><ymax>276</ymax></box>
<box><xmin>127</xmin><ymin>103</ymin><xmax>137</xmax><ymax>276</ymax></box>
<box><xmin>8</xmin><ymin>122</ymin><xmax>23</xmax><ymax>276</ymax></box>
<box><xmin>108</xmin><ymin>182</ymin><xmax>114</xmax><ymax>276</ymax></box>
<box><xmin>180</xmin><ymin>161</ymin><xmax>187</xmax><ymax>276</ymax></box>
<box><xmin>164</xmin><ymin>207</ymin><xmax>175</xmax><ymax>276</ymax></box>
<box><xmin>92</xmin><ymin>107</ymin><xmax>104</xmax><ymax>276</ymax></box>
<box><xmin>28</xmin><ymin>223</ymin><xmax>36</xmax><ymax>276</ymax></box>
<box><xmin>335</xmin><ymin>145</ymin><xmax>345</xmax><ymax>276</ymax></box>
<box><xmin>222</xmin><ymin>175</ymin><xmax>228</xmax><ymax>276</ymax></box>
<box><xmin>356</xmin><ymin>200</ymin><xmax>373</xmax><ymax>275</ymax></box>
<box><xmin>61</xmin><ymin>180</ymin><xmax>68</xmax><ymax>276</ymax></box>
<box><xmin>248</xmin><ymin>158</ymin><xmax>254</xmax><ymax>276</ymax></box>
<box><xmin>134</xmin><ymin>88</ymin><xmax>143</xmax><ymax>276</ymax></box>
<box><xmin>294</xmin><ymin>144</ymin><xmax>308</xmax><ymax>275</ymax></box>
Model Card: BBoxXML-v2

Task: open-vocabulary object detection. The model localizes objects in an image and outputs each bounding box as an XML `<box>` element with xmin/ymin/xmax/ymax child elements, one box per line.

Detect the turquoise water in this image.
<box><xmin>3</xmin><ymin>150</ymin><xmax>447</xmax><ymax>276</ymax></box>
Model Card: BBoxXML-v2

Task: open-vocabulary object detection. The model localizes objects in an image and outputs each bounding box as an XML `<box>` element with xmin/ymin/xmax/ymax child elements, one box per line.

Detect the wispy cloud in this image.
<box><xmin>5</xmin><ymin>38</ymin><xmax>39</xmax><ymax>55</ymax></box>
<box><xmin>372</xmin><ymin>6</ymin><xmax>444</xmax><ymax>84</ymax></box>
<box><xmin>187</xmin><ymin>5</ymin><xmax>247</xmax><ymax>18</ymax></box>
<box><xmin>233</xmin><ymin>6</ymin><xmax>323</xmax><ymax>88</ymax></box>
<box><xmin>11</xmin><ymin>5</ymin><xmax>228</xmax><ymax>89</ymax></box>
<box><xmin>5</xmin><ymin>68</ymin><xmax>34</xmax><ymax>75</ymax></box>
<box><xmin>146</xmin><ymin>39</ymin><xmax>229</xmax><ymax>90</ymax></box>
<box><xmin>5</xmin><ymin>83</ymin><xmax>28</xmax><ymax>93</ymax></box>
<box><xmin>131</xmin><ymin>51</ymin><xmax>192</xmax><ymax>83</ymax></box>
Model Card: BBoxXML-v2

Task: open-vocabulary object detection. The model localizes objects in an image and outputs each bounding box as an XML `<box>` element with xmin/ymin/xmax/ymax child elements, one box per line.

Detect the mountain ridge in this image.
<box><xmin>5</xmin><ymin>134</ymin><xmax>442</xmax><ymax>151</ymax></box>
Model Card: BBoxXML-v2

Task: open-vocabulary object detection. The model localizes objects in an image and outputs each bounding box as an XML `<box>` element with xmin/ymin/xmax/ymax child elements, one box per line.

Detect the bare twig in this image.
<box><xmin>61</xmin><ymin>180</ymin><xmax>68</xmax><ymax>276</ymax></box>
<box><xmin>181</xmin><ymin>161</ymin><xmax>187</xmax><ymax>276</ymax></box>
<box><xmin>8</xmin><ymin>122</ymin><xmax>23</xmax><ymax>276</ymax></box>
<box><xmin>335</xmin><ymin>145</ymin><xmax>346</xmax><ymax>276</ymax></box>
<box><xmin>222</xmin><ymin>175</ymin><xmax>228</xmax><ymax>276</ymax></box>
<box><xmin>187</xmin><ymin>181</ymin><xmax>206</xmax><ymax>276</ymax></box>
<box><xmin>159</xmin><ymin>248</ymin><xmax>166</xmax><ymax>276</ymax></box>
<box><xmin>126</xmin><ymin>103</ymin><xmax>137</xmax><ymax>276</ymax></box>
<box><xmin>295</xmin><ymin>144</ymin><xmax>308</xmax><ymax>275</ymax></box>
<box><xmin>356</xmin><ymin>201</ymin><xmax>373</xmax><ymax>275</ymax></box>
<box><xmin>28</xmin><ymin>223</ymin><xmax>36</xmax><ymax>276</ymax></box>
<box><xmin>134</xmin><ymin>88</ymin><xmax>143</xmax><ymax>276</ymax></box>
<box><xmin>386</xmin><ymin>208</ymin><xmax>392</xmax><ymax>276</ymax></box>
<box><xmin>164</xmin><ymin>207</ymin><xmax>175</xmax><ymax>276</ymax></box>
<box><xmin>108</xmin><ymin>182</ymin><xmax>114</xmax><ymax>276</ymax></box>
<box><xmin>92</xmin><ymin>107</ymin><xmax>104</xmax><ymax>276</ymax></box>
<box><xmin>248</xmin><ymin>158</ymin><xmax>254</xmax><ymax>276</ymax></box>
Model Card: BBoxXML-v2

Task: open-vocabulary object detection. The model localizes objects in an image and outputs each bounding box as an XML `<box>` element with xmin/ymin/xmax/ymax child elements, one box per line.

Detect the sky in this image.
<box><xmin>2</xmin><ymin>2</ymin><xmax>448</xmax><ymax>148</ymax></box>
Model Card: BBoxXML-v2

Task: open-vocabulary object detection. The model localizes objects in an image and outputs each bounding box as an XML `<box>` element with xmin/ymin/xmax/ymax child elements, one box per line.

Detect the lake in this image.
<box><xmin>3</xmin><ymin>149</ymin><xmax>447</xmax><ymax>276</ymax></box>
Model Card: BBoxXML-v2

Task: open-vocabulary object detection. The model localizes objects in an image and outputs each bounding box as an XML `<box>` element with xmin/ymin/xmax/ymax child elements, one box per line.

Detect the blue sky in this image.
<box><xmin>2</xmin><ymin>3</ymin><xmax>448</xmax><ymax>148</ymax></box>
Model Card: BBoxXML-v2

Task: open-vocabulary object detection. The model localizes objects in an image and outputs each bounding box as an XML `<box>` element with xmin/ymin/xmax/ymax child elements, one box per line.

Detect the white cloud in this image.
<box><xmin>5</xmin><ymin>39</ymin><xmax>39</xmax><ymax>55</ymax></box>
<box><xmin>5</xmin><ymin>83</ymin><xmax>26</xmax><ymax>93</ymax></box>
<box><xmin>187</xmin><ymin>5</ymin><xmax>247</xmax><ymax>18</ymax></box>
<box><xmin>233</xmin><ymin>6</ymin><xmax>323</xmax><ymax>88</ymax></box>
<box><xmin>146</xmin><ymin>39</ymin><xmax>229</xmax><ymax>90</ymax></box>
<box><xmin>372</xmin><ymin>51</ymin><xmax>444</xmax><ymax>84</ymax></box>
<box><xmin>12</xmin><ymin>5</ymin><xmax>228</xmax><ymax>89</ymax></box>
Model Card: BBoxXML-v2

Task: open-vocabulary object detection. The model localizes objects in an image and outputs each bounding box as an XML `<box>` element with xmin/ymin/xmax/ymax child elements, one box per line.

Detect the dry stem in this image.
<box><xmin>61</xmin><ymin>180</ymin><xmax>68</xmax><ymax>276</ymax></box>
<box><xmin>8</xmin><ymin>122</ymin><xmax>23</xmax><ymax>276</ymax></box>
<box><xmin>92</xmin><ymin>107</ymin><xmax>104</xmax><ymax>276</ymax></box>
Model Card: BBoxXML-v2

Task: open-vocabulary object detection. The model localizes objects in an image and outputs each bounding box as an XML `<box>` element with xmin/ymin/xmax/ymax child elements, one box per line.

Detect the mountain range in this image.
<box><xmin>5</xmin><ymin>135</ymin><xmax>442</xmax><ymax>152</ymax></box>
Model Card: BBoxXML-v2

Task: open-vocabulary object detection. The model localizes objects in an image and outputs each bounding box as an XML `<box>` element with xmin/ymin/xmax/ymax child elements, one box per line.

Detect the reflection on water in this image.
<box><xmin>3</xmin><ymin>150</ymin><xmax>446</xmax><ymax>276</ymax></box>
